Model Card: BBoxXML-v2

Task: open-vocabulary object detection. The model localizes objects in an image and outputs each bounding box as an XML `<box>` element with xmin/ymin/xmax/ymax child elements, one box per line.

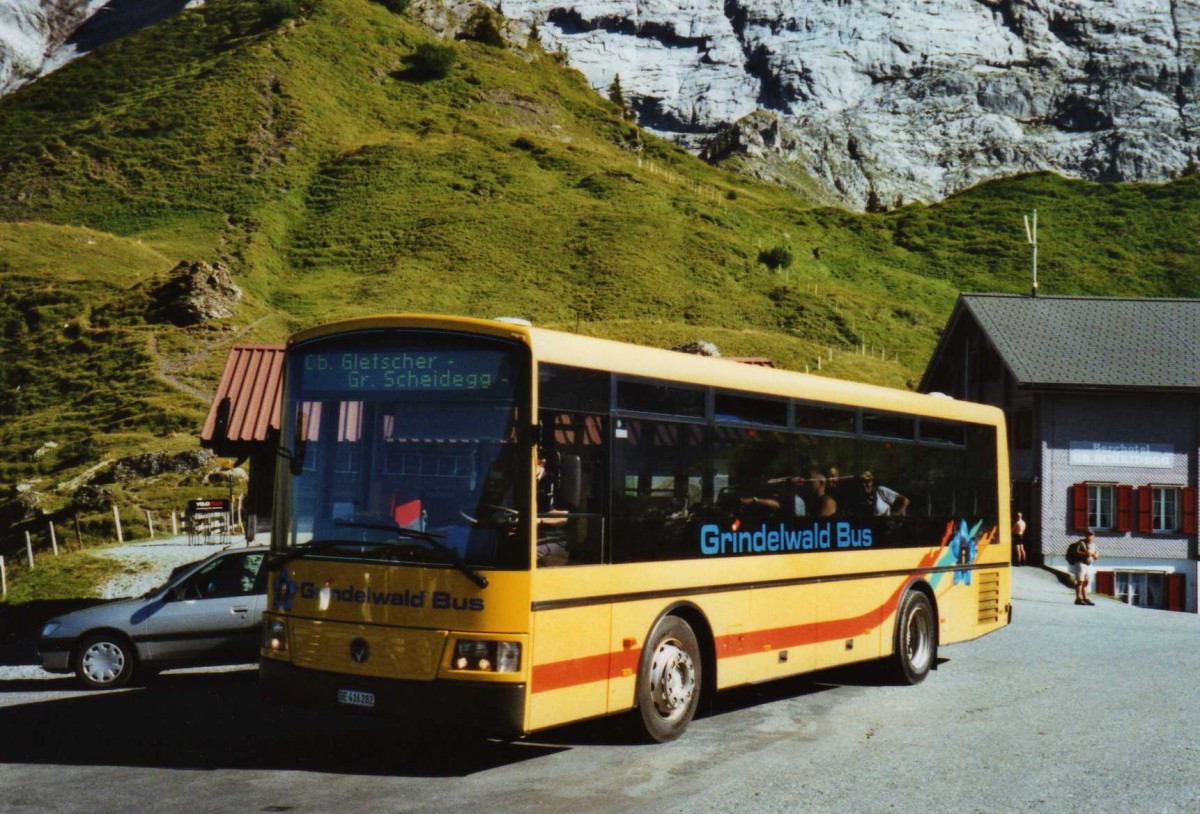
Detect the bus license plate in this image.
<box><xmin>337</xmin><ymin>689</ymin><xmax>375</xmax><ymax>708</ymax></box>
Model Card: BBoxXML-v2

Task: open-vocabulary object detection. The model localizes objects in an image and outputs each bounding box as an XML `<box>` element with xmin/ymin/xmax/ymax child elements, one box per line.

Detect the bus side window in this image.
<box><xmin>611</xmin><ymin>419</ymin><xmax>706</xmax><ymax>563</ymax></box>
<box><xmin>537</xmin><ymin>411</ymin><xmax>608</xmax><ymax>566</ymax></box>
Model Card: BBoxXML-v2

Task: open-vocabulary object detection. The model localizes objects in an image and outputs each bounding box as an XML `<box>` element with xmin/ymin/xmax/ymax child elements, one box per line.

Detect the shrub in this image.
<box><xmin>463</xmin><ymin>6</ymin><xmax>505</xmax><ymax>47</ymax></box>
<box><xmin>758</xmin><ymin>245</ymin><xmax>793</xmax><ymax>272</ymax></box>
<box><xmin>373</xmin><ymin>0</ymin><xmax>410</xmax><ymax>12</ymax></box>
<box><xmin>261</xmin><ymin>0</ymin><xmax>302</xmax><ymax>26</ymax></box>
<box><xmin>408</xmin><ymin>42</ymin><xmax>459</xmax><ymax>80</ymax></box>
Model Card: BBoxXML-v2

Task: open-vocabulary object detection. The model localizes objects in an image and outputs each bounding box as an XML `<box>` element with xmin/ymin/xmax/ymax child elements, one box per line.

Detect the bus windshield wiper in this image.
<box><xmin>333</xmin><ymin>519</ymin><xmax>489</xmax><ymax>589</ymax></box>
<box><xmin>269</xmin><ymin>538</ymin><xmax>371</xmax><ymax>569</ymax></box>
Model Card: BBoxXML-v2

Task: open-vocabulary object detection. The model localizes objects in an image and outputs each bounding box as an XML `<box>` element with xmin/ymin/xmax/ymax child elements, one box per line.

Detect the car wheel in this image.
<box><xmin>76</xmin><ymin>633</ymin><xmax>135</xmax><ymax>689</ymax></box>
<box><xmin>635</xmin><ymin>615</ymin><xmax>701</xmax><ymax>743</ymax></box>
<box><xmin>889</xmin><ymin>590</ymin><xmax>935</xmax><ymax>685</ymax></box>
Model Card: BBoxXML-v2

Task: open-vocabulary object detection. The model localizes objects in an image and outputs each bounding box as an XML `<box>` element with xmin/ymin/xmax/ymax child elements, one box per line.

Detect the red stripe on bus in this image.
<box><xmin>532</xmin><ymin>652</ymin><xmax>611</xmax><ymax>693</ymax></box>
<box><xmin>531</xmin><ymin>549</ymin><xmax>950</xmax><ymax>694</ymax></box>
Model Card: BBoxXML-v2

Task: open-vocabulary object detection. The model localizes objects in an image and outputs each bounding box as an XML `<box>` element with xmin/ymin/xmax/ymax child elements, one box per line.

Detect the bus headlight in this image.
<box><xmin>263</xmin><ymin>619</ymin><xmax>288</xmax><ymax>653</ymax></box>
<box><xmin>453</xmin><ymin>640</ymin><xmax>521</xmax><ymax>673</ymax></box>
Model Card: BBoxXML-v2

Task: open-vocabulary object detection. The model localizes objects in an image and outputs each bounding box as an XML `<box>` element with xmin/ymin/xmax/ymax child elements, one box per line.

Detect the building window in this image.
<box><xmin>1073</xmin><ymin>483</ymin><xmax>1132</xmax><ymax>533</ymax></box>
<box><xmin>1010</xmin><ymin>408</ymin><xmax>1032</xmax><ymax>450</ymax></box>
<box><xmin>1115</xmin><ymin>571</ymin><xmax>1165</xmax><ymax>609</ymax></box>
<box><xmin>1087</xmin><ymin>484</ymin><xmax>1115</xmax><ymax>530</ymax></box>
<box><xmin>1152</xmin><ymin>486</ymin><xmax>1181</xmax><ymax>532</ymax></box>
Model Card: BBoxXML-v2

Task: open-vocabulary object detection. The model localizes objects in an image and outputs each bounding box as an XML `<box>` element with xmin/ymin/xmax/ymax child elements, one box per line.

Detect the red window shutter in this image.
<box><xmin>1167</xmin><ymin>573</ymin><xmax>1185</xmax><ymax>612</ymax></box>
<box><xmin>1183</xmin><ymin>487</ymin><xmax>1197</xmax><ymax>535</ymax></box>
<box><xmin>1137</xmin><ymin>487</ymin><xmax>1153</xmax><ymax>534</ymax></box>
<box><xmin>1071</xmin><ymin>484</ymin><xmax>1088</xmax><ymax>532</ymax></box>
<box><xmin>1095</xmin><ymin>570</ymin><xmax>1114</xmax><ymax>597</ymax></box>
<box><xmin>1116</xmin><ymin>485</ymin><xmax>1132</xmax><ymax>532</ymax></box>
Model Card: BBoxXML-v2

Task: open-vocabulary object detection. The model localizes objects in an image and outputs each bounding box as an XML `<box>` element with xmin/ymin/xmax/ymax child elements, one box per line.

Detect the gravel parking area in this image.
<box><xmin>90</xmin><ymin>537</ymin><xmax>238</xmax><ymax>599</ymax></box>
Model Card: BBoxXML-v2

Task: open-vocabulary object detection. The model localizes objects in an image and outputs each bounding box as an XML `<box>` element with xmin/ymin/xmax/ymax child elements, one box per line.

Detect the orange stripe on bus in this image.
<box><xmin>531</xmin><ymin>557</ymin><xmax>948</xmax><ymax>694</ymax></box>
<box><xmin>532</xmin><ymin>652</ymin><xmax>611</xmax><ymax>693</ymax></box>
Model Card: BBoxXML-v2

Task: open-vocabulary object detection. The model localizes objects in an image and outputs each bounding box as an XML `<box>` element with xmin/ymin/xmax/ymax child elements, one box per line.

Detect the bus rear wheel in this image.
<box><xmin>890</xmin><ymin>590</ymin><xmax>935</xmax><ymax>685</ymax></box>
<box><xmin>635</xmin><ymin>615</ymin><xmax>701</xmax><ymax>742</ymax></box>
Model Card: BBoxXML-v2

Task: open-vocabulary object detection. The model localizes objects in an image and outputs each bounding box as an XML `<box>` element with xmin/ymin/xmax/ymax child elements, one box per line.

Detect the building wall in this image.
<box><xmin>1038</xmin><ymin>393</ymin><xmax>1197</xmax><ymax>611</ymax></box>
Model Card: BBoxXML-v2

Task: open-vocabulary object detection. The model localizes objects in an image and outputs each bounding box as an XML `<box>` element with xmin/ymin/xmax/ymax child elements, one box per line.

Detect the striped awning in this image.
<box><xmin>200</xmin><ymin>344</ymin><xmax>285</xmax><ymax>451</ymax></box>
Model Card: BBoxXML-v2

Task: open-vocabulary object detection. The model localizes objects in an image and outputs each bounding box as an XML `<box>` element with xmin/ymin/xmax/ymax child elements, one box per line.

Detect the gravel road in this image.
<box><xmin>90</xmin><ymin>538</ymin><xmax>232</xmax><ymax>599</ymax></box>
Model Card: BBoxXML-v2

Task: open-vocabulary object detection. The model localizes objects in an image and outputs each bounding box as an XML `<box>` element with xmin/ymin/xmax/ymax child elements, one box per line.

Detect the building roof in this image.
<box><xmin>930</xmin><ymin>294</ymin><xmax>1200</xmax><ymax>391</ymax></box>
<box><xmin>200</xmin><ymin>344</ymin><xmax>285</xmax><ymax>450</ymax></box>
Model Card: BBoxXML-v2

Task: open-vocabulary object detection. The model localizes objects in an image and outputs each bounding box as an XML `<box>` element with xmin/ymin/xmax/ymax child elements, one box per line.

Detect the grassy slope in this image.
<box><xmin>0</xmin><ymin>0</ymin><xmax>1198</xmax><ymax>561</ymax></box>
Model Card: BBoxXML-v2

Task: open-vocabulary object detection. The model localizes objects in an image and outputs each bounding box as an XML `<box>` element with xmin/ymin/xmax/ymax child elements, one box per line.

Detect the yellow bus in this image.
<box><xmin>260</xmin><ymin>314</ymin><xmax>1010</xmax><ymax>741</ymax></box>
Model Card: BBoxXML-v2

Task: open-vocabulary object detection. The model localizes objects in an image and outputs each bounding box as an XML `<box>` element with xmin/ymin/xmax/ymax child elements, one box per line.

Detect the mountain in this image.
<box><xmin>6</xmin><ymin>1</ymin><xmax>1199</xmax><ymax>210</ymax></box>
<box><xmin>0</xmin><ymin>0</ymin><xmax>1197</xmax><ymax>552</ymax></box>
<box><xmin>499</xmin><ymin>0</ymin><xmax>1200</xmax><ymax>209</ymax></box>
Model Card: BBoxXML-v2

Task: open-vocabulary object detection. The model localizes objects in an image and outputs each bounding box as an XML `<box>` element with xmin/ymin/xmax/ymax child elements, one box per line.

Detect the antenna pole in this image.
<box><xmin>1024</xmin><ymin>210</ymin><xmax>1038</xmax><ymax>297</ymax></box>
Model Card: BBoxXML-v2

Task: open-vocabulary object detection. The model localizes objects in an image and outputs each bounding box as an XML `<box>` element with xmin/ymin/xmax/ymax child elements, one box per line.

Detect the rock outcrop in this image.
<box><xmin>148</xmin><ymin>260</ymin><xmax>242</xmax><ymax>326</ymax></box>
<box><xmin>498</xmin><ymin>0</ymin><xmax>1200</xmax><ymax>208</ymax></box>
<box><xmin>109</xmin><ymin>450</ymin><xmax>215</xmax><ymax>482</ymax></box>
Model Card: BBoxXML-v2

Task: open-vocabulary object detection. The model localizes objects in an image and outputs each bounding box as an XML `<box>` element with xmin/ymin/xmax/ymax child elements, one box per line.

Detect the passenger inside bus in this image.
<box><xmin>535</xmin><ymin>453</ymin><xmax>570</xmax><ymax>566</ymax></box>
<box><xmin>838</xmin><ymin>471</ymin><xmax>909</xmax><ymax>517</ymax></box>
<box><xmin>859</xmin><ymin>471</ymin><xmax>909</xmax><ymax>516</ymax></box>
<box><xmin>804</xmin><ymin>472</ymin><xmax>838</xmax><ymax>518</ymax></box>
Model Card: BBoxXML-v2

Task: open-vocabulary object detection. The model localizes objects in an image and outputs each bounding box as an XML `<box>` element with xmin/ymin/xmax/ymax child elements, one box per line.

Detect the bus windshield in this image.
<box><xmin>274</xmin><ymin>330</ymin><xmax>530</xmax><ymax>571</ymax></box>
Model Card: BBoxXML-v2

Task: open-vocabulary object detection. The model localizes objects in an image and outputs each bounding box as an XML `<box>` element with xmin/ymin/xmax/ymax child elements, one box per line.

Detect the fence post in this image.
<box><xmin>25</xmin><ymin>531</ymin><xmax>34</xmax><ymax>570</ymax></box>
<box><xmin>48</xmin><ymin>521</ymin><xmax>58</xmax><ymax>556</ymax></box>
<box><xmin>0</xmin><ymin>556</ymin><xmax>5</xmax><ymax>597</ymax></box>
<box><xmin>145</xmin><ymin>511</ymin><xmax>154</xmax><ymax>539</ymax></box>
<box><xmin>113</xmin><ymin>505</ymin><xmax>124</xmax><ymax>544</ymax></box>
<box><xmin>171</xmin><ymin>511</ymin><xmax>178</xmax><ymax>536</ymax></box>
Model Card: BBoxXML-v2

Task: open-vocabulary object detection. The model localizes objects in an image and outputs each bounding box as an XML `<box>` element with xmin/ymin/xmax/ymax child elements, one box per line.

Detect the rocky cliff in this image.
<box><xmin>0</xmin><ymin>0</ymin><xmax>196</xmax><ymax>96</ymax></box>
<box><xmin>0</xmin><ymin>0</ymin><xmax>104</xmax><ymax>94</ymax></box>
<box><xmin>498</xmin><ymin>0</ymin><xmax>1200</xmax><ymax>208</ymax></box>
<box><xmin>3</xmin><ymin>0</ymin><xmax>1198</xmax><ymax>209</ymax></box>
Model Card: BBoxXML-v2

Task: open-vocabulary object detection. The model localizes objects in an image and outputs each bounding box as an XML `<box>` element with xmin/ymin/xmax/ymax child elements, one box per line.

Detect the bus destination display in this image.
<box><xmin>301</xmin><ymin>350</ymin><xmax>510</xmax><ymax>393</ymax></box>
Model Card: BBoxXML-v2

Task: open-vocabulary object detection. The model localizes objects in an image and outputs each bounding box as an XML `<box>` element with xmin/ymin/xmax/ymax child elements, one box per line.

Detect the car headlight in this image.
<box><xmin>452</xmin><ymin>640</ymin><xmax>520</xmax><ymax>673</ymax></box>
<box><xmin>40</xmin><ymin>622</ymin><xmax>60</xmax><ymax>639</ymax></box>
<box><xmin>263</xmin><ymin>619</ymin><xmax>288</xmax><ymax>653</ymax></box>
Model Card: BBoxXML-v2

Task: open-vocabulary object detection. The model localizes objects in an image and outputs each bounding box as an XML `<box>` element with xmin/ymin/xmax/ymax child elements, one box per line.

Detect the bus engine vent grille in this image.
<box><xmin>977</xmin><ymin>571</ymin><xmax>1001</xmax><ymax>624</ymax></box>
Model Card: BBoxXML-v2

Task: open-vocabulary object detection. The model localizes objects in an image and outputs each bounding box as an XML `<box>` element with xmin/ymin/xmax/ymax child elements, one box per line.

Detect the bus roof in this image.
<box><xmin>287</xmin><ymin>314</ymin><xmax>1004</xmax><ymax>427</ymax></box>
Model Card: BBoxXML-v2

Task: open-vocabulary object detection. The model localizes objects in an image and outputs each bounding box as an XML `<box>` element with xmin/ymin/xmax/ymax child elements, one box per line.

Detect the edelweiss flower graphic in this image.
<box><xmin>948</xmin><ymin>518</ymin><xmax>983</xmax><ymax>585</ymax></box>
<box><xmin>273</xmin><ymin>569</ymin><xmax>299</xmax><ymax>611</ymax></box>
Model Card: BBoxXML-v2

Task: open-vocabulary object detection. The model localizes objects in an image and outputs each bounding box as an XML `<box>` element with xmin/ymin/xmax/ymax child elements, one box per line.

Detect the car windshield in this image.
<box><xmin>274</xmin><ymin>330</ymin><xmax>531</xmax><ymax>570</ymax></box>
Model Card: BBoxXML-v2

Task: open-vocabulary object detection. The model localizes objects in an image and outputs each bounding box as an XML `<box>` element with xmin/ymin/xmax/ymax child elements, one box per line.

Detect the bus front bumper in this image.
<box><xmin>259</xmin><ymin>658</ymin><xmax>526</xmax><ymax>736</ymax></box>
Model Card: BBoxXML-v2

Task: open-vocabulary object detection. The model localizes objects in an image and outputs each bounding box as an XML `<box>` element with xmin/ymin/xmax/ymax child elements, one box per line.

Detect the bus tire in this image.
<box><xmin>889</xmin><ymin>589</ymin><xmax>935</xmax><ymax>685</ymax></box>
<box><xmin>635</xmin><ymin>615</ymin><xmax>701</xmax><ymax>742</ymax></box>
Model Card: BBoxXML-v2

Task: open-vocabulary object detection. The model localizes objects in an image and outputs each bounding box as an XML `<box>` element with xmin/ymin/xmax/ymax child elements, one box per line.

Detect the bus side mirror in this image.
<box><xmin>559</xmin><ymin>454</ymin><xmax>582</xmax><ymax>510</ymax></box>
<box><xmin>288</xmin><ymin>439</ymin><xmax>306</xmax><ymax>476</ymax></box>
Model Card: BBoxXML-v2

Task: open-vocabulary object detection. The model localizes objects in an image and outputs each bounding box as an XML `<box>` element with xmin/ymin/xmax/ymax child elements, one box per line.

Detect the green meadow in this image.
<box><xmin>1</xmin><ymin>0</ymin><xmax>1197</xmax><ymax>570</ymax></box>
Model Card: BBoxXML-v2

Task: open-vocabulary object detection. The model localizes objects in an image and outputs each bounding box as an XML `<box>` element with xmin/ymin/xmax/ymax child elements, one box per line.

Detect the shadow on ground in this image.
<box><xmin>0</xmin><ymin>670</ymin><xmax>565</xmax><ymax>777</ymax></box>
<box><xmin>0</xmin><ymin>653</ymin><xmax>934</xmax><ymax>774</ymax></box>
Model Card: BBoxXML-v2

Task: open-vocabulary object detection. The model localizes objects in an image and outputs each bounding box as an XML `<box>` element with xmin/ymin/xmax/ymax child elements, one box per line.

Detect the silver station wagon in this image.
<box><xmin>38</xmin><ymin>546</ymin><xmax>268</xmax><ymax>689</ymax></box>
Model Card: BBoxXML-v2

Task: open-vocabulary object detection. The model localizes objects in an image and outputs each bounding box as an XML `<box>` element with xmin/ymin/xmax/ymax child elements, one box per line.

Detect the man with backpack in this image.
<box><xmin>1067</xmin><ymin>531</ymin><xmax>1100</xmax><ymax>605</ymax></box>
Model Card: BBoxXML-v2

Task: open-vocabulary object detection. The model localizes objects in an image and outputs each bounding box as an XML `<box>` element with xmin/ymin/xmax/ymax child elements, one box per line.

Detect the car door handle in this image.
<box><xmin>231</xmin><ymin>606</ymin><xmax>250</xmax><ymax>615</ymax></box>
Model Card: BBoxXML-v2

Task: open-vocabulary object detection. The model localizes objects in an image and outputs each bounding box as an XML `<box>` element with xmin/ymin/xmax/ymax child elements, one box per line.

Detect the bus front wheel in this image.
<box><xmin>635</xmin><ymin>615</ymin><xmax>701</xmax><ymax>742</ymax></box>
<box><xmin>889</xmin><ymin>589</ymin><xmax>935</xmax><ymax>685</ymax></box>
